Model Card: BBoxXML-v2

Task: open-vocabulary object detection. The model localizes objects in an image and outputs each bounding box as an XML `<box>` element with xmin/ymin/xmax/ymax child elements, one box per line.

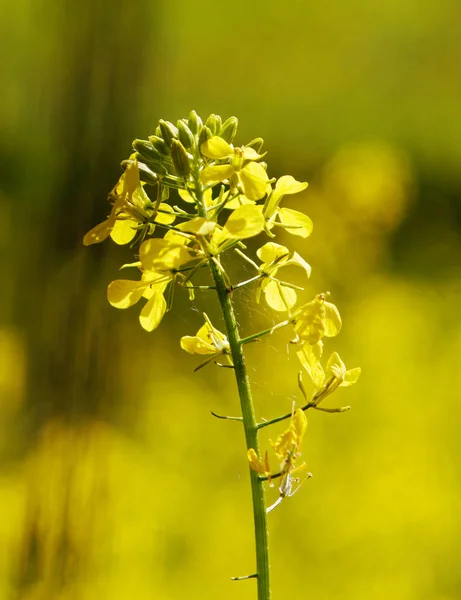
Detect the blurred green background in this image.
<box><xmin>1</xmin><ymin>1</ymin><xmax>461</xmax><ymax>599</ymax></box>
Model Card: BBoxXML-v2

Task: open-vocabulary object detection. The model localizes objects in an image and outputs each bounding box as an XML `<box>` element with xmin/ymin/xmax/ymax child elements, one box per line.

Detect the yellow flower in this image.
<box><xmin>83</xmin><ymin>160</ymin><xmax>175</xmax><ymax>246</ymax></box>
<box><xmin>200</xmin><ymin>136</ymin><xmax>269</xmax><ymax>201</ymax></box>
<box><xmin>310</xmin><ymin>352</ymin><xmax>361</xmax><ymax>406</ymax></box>
<box><xmin>180</xmin><ymin>315</ymin><xmax>229</xmax><ymax>355</ymax></box>
<box><xmin>106</xmin><ymin>237</ymin><xmax>193</xmax><ymax>331</ymax></box>
<box><xmin>256</xmin><ymin>242</ymin><xmax>311</xmax><ymax>311</ymax></box>
<box><xmin>247</xmin><ymin>449</ymin><xmax>271</xmax><ymax>480</ymax></box>
<box><xmin>263</xmin><ymin>175</ymin><xmax>312</xmax><ymax>238</ymax></box>
<box><xmin>292</xmin><ymin>293</ymin><xmax>342</xmax><ymax>345</ymax></box>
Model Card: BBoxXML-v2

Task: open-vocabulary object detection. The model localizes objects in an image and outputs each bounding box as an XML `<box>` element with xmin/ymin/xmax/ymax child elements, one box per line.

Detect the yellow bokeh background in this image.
<box><xmin>2</xmin><ymin>1</ymin><xmax>461</xmax><ymax>598</ymax></box>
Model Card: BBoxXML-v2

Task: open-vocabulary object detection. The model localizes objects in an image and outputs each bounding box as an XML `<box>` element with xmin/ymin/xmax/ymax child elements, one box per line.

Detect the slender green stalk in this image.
<box><xmin>193</xmin><ymin>170</ymin><xmax>271</xmax><ymax>600</ymax></box>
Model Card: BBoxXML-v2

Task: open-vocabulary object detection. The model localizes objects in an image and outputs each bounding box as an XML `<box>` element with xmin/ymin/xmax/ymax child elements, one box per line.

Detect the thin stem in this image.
<box><xmin>257</xmin><ymin>402</ymin><xmax>315</xmax><ymax>430</ymax></box>
<box><xmin>193</xmin><ymin>169</ymin><xmax>271</xmax><ymax>600</ymax></box>
<box><xmin>239</xmin><ymin>319</ymin><xmax>291</xmax><ymax>346</ymax></box>
<box><xmin>232</xmin><ymin>275</ymin><xmax>262</xmax><ymax>291</ymax></box>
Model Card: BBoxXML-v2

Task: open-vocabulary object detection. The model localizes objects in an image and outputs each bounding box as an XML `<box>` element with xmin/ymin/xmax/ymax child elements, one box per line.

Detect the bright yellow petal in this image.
<box><xmin>140</xmin><ymin>238</ymin><xmax>191</xmax><ymax>271</ymax></box>
<box><xmin>342</xmin><ymin>368</ymin><xmax>361</xmax><ymax>387</ymax></box>
<box><xmin>224</xmin><ymin>194</ymin><xmax>255</xmax><ymax>209</ymax></box>
<box><xmin>139</xmin><ymin>292</ymin><xmax>167</xmax><ymax>332</ymax></box>
<box><xmin>256</xmin><ymin>242</ymin><xmax>289</xmax><ymax>264</ymax></box>
<box><xmin>83</xmin><ymin>219</ymin><xmax>113</xmax><ymax>246</ymax></box>
<box><xmin>121</xmin><ymin>160</ymin><xmax>140</xmax><ymax>198</ymax></box>
<box><xmin>200</xmin><ymin>165</ymin><xmax>235</xmax><ymax>184</ymax></box>
<box><xmin>324</xmin><ymin>302</ymin><xmax>342</xmax><ymax>337</ymax></box>
<box><xmin>239</xmin><ymin>162</ymin><xmax>269</xmax><ymax>201</ymax></box>
<box><xmin>271</xmin><ymin>430</ymin><xmax>296</xmax><ymax>460</ymax></box>
<box><xmin>296</xmin><ymin>342</ymin><xmax>325</xmax><ymax>388</ymax></box>
<box><xmin>201</xmin><ymin>136</ymin><xmax>233</xmax><ymax>159</ymax></box>
<box><xmin>294</xmin><ymin>298</ymin><xmax>326</xmax><ymax>345</ymax></box>
<box><xmin>178</xmin><ymin>189</ymin><xmax>196</xmax><ymax>204</ymax></box>
<box><xmin>180</xmin><ymin>335</ymin><xmax>216</xmax><ymax>355</ymax></box>
<box><xmin>110</xmin><ymin>218</ymin><xmax>138</xmax><ymax>245</ymax></box>
<box><xmin>274</xmin><ymin>175</ymin><xmax>308</xmax><ymax>197</ymax></box>
<box><xmin>278</xmin><ymin>208</ymin><xmax>313</xmax><ymax>238</ymax></box>
<box><xmin>242</xmin><ymin>147</ymin><xmax>265</xmax><ymax>161</ymax></box>
<box><xmin>263</xmin><ymin>279</ymin><xmax>296</xmax><ymax>311</ymax></box>
<box><xmin>155</xmin><ymin>203</ymin><xmax>176</xmax><ymax>225</ymax></box>
<box><xmin>107</xmin><ymin>280</ymin><xmax>149</xmax><ymax>308</ymax></box>
<box><xmin>177</xmin><ymin>217</ymin><xmax>216</xmax><ymax>236</ymax></box>
<box><xmin>289</xmin><ymin>252</ymin><xmax>312</xmax><ymax>278</ymax></box>
<box><xmin>222</xmin><ymin>204</ymin><xmax>265</xmax><ymax>239</ymax></box>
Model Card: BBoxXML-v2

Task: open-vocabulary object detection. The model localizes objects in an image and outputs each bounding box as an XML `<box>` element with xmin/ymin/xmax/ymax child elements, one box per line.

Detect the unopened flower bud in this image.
<box><xmin>134</xmin><ymin>153</ymin><xmax>168</xmax><ymax>176</ymax></box>
<box><xmin>159</xmin><ymin>120</ymin><xmax>179</xmax><ymax>147</ymax></box>
<box><xmin>205</xmin><ymin>114</ymin><xmax>220</xmax><ymax>135</ymax></box>
<box><xmin>133</xmin><ymin>139</ymin><xmax>163</xmax><ymax>162</ymax></box>
<box><xmin>219</xmin><ymin>116</ymin><xmax>238</xmax><ymax>143</ymax></box>
<box><xmin>246</xmin><ymin>138</ymin><xmax>264</xmax><ymax>153</ymax></box>
<box><xmin>171</xmin><ymin>139</ymin><xmax>191</xmax><ymax>178</ymax></box>
<box><xmin>148</xmin><ymin>135</ymin><xmax>169</xmax><ymax>155</ymax></box>
<box><xmin>188</xmin><ymin>110</ymin><xmax>202</xmax><ymax>134</ymax></box>
<box><xmin>136</xmin><ymin>162</ymin><xmax>159</xmax><ymax>185</ymax></box>
<box><xmin>198</xmin><ymin>126</ymin><xmax>213</xmax><ymax>148</ymax></box>
<box><xmin>177</xmin><ymin>119</ymin><xmax>195</xmax><ymax>149</ymax></box>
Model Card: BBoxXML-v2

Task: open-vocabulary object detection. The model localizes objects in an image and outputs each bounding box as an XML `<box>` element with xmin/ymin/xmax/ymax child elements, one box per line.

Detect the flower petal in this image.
<box><xmin>274</xmin><ymin>175</ymin><xmax>308</xmax><ymax>197</ymax></box>
<box><xmin>296</xmin><ymin>342</ymin><xmax>325</xmax><ymax>388</ymax></box>
<box><xmin>342</xmin><ymin>368</ymin><xmax>361</xmax><ymax>387</ymax></box>
<box><xmin>155</xmin><ymin>203</ymin><xmax>176</xmax><ymax>225</ymax></box>
<box><xmin>180</xmin><ymin>335</ymin><xmax>215</xmax><ymax>355</ymax></box>
<box><xmin>289</xmin><ymin>251</ymin><xmax>312</xmax><ymax>278</ymax></box>
<box><xmin>200</xmin><ymin>164</ymin><xmax>235</xmax><ymax>185</ymax></box>
<box><xmin>239</xmin><ymin>162</ymin><xmax>269</xmax><ymax>201</ymax></box>
<box><xmin>110</xmin><ymin>218</ymin><xmax>138</xmax><ymax>245</ymax></box>
<box><xmin>140</xmin><ymin>238</ymin><xmax>191</xmax><ymax>271</ymax></box>
<box><xmin>278</xmin><ymin>208</ymin><xmax>313</xmax><ymax>238</ymax></box>
<box><xmin>139</xmin><ymin>292</ymin><xmax>167</xmax><ymax>331</ymax></box>
<box><xmin>263</xmin><ymin>279</ymin><xmax>297</xmax><ymax>311</ymax></box>
<box><xmin>107</xmin><ymin>280</ymin><xmax>149</xmax><ymax>308</ymax></box>
<box><xmin>324</xmin><ymin>302</ymin><xmax>342</xmax><ymax>337</ymax></box>
<box><xmin>177</xmin><ymin>217</ymin><xmax>216</xmax><ymax>236</ymax></box>
<box><xmin>201</xmin><ymin>136</ymin><xmax>233</xmax><ymax>159</ymax></box>
<box><xmin>256</xmin><ymin>242</ymin><xmax>289</xmax><ymax>264</ymax></box>
<box><xmin>248</xmin><ymin>449</ymin><xmax>269</xmax><ymax>476</ymax></box>
<box><xmin>83</xmin><ymin>219</ymin><xmax>114</xmax><ymax>246</ymax></box>
<box><xmin>222</xmin><ymin>204</ymin><xmax>265</xmax><ymax>239</ymax></box>
<box><xmin>291</xmin><ymin>409</ymin><xmax>308</xmax><ymax>442</ymax></box>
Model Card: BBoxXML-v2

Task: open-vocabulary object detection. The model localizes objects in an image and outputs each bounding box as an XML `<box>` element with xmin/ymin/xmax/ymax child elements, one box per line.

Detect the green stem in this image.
<box><xmin>193</xmin><ymin>170</ymin><xmax>271</xmax><ymax>600</ymax></box>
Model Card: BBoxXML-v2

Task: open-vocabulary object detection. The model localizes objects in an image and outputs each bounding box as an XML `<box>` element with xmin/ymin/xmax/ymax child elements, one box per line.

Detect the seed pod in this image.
<box><xmin>188</xmin><ymin>110</ymin><xmax>203</xmax><ymax>134</ymax></box>
<box><xmin>148</xmin><ymin>135</ymin><xmax>169</xmax><ymax>155</ymax></box>
<box><xmin>134</xmin><ymin>153</ymin><xmax>168</xmax><ymax>176</ymax></box>
<box><xmin>204</xmin><ymin>114</ymin><xmax>219</xmax><ymax>135</ymax></box>
<box><xmin>198</xmin><ymin>125</ymin><xmax>212</xmax><ymax>148</ymax></box>
<box><xmin>246</xmin><ymin>138</ymin><xmax>264</xmax><ymax>153</ymax></box>
<box><xmin>133</xmin><ymin>139</ymin><xmax>164</xmax><ymax>162</ymax></box>
<box><xmin>171</xmin><ymin>139</ymin><xmax>191</xmax><ymax>178</ymax></box>
<box><xmin>159</xmin><ymin>120</ymin><xmax>179</xmax><ymax>147</ymax></box>
<box><xmin>219</xmin><ymin>116</ymin><xmax>238</xmax><ymax>143</ymax></box>
<box><xmin>177</xmin><ymin>119</ymin><xmax>195</xmax><ymax>149</ymax></box>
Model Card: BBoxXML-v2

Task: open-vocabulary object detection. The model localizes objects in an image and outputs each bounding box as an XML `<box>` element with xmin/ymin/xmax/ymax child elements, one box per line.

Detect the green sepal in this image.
<box><xmin>148</xmin><ymin>135</ymin><xmax>169</xmax><ymax>155</ymax></box>
<box><xmin>133</xmin><ymin>153</ymin><xmax>168</xmax><ymax>176</ymax></box>
<box><xmin>198</xmin><ymin>126</ymin><xmax>213</xmax><ymax>147</ymax></box>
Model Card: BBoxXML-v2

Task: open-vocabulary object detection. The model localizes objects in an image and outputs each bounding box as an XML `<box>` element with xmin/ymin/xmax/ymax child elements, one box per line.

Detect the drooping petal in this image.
<box><xmin>342</xmin><ymin>368</ymin><xmax>361</xmax><ymax>387</ymax></box>
<box><xmin>83</xmin><ymin>218</ymin><xmax>114</xmax><ymax>246</ymax></box>
<box><xmin>326</xmin><ymin>352</ymin><xmax>347</xmax><ymax>379</ymax></box>
<box><xmin>271</xmin><ymin>430</ymin><xmax>296</xmax><ymax>461</ymax></box>
<box><xmin>222</xmin><ymin>204</ymin><xmax>265</xmax><ymax>239</ymax></box>
<box><xmin>294</xmin><ymin>298</ymin><xmax>326</xmax><ymax>345</ymax></box>
<box><xmin>324</xmin><ymin>302</ymin><xmax>342</xmax><ymax>337</ymax></box>
<box><xmin>107</xmin><ymin>279</ymin><xmax>149</xmax><ymax>308</ymax></box>
<box><xmin>248</xmin><ymin>449</ymin><xmax>269</xmax><ymax>476</ymax></box>
<box><xmin>201</xmin><ymin>136</ymin><xmax>233</xmax><ymax>159</ymax></box>
<box><xmin>200</xmin><ymin>164</ymin><xmax>235</xmax><ymax>185</ymax></box>
<box><xmin>239</xmin><ymin>162</ymin><xmax>269</xmax><ymax>201</ymax></box>
<box><xmin>262</xmin><ymin>279</ymin><xmax>297</xmax><ymax>311</ymax></box>
<box><xmin>296</xmin><ymin>342</ymin><xmax>325</xmax><ymax>388</ymax></box>
<box><xmin>139</xmin><ymin>292</ymin><xmax>167</xmax><ymax>331</ymax></box>
<box><xmin>110</xmin><ymin>218</ymin><xmax>138</xmax><ymax>245</ymax></box>
<box><xmin>257</xmin><ymin>242</ymin><xmax>289</xmax><ymax>264</ymax></box>
<box><xmin>291</xmin><ymin>409</ymin><xmax>308</xmax><ymax>443</ymax></box>
<box><xmin>278</xmin><ymin>208</ymin><xmax>313</xmax><ymax>238</ymax></box>
<box><xmin>289</xmin><ymin>251</ymin><xmax>312</xmax><ymax>278</ymax></box>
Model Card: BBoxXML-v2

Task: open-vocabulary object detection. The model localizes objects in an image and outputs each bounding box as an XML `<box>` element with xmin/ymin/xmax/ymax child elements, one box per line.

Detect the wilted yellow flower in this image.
<box><xmin>200</xmin><ymin>136</ymin><xmax>269</xmax><ymax>200</ymax></box>
<box><xmin>263</xmin><ymin>175</ymin><xmax>312</xmax><ymax>238</ymax></box>
<box><xmin>256</xmin><ymin>242</ymin><xmax>311</xmax><ymax>311</ymax></box>
<box><xmin>248</xmin><ymin>449</ymin><xmax>271</xmax><ymax>480</ymax></box>
<box><xmin>107</xmin><ymin>237</ymin><xmax>193</xmax><ymax>331</ymax></box>
<box><xmin>292</xmin><ymin>293</ymin><xmax>342</xmax><ymax>345</ymax></box>
<box><xmin>309</xmin><ymin>352</ymin><xmax>361</xmax><ymax>406</ymax></box>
